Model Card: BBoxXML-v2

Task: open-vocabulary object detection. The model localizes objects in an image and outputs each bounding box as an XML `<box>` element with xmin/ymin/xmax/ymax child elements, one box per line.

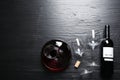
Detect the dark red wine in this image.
<box><xmin>100</xmin><ymin>25</ymin><xmax>114</xmax><ymax>78</ymax></box>
<box><xmin>41</xmin><ymin>40</ymin><xmax>71</xmax><ymax>72</ymax></box>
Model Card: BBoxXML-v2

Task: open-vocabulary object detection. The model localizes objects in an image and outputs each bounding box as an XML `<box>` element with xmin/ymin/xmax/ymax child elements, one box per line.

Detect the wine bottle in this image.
<box><xmin>100</xmin><ymin>25</ymin><xmax>114</xmax><ymax>78</ymax></box>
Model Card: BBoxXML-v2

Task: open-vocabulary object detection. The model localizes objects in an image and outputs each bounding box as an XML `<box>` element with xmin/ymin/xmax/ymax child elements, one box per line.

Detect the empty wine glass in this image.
<box><xmin>87</xmin><ymin>29</ymin><xmax>102</xmax><ymax>67</ymax></box>
<box><xmin>71</xmin><ymin>37</ymin><xmax>93</xmax><ymax>75</ymax></box>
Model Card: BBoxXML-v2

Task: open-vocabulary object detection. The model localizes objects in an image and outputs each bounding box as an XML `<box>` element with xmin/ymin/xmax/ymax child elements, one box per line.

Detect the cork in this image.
<box><xmin>74</xmin><ymin>60</ymin><xmax>81</xmax><ymax>68</ymax></box>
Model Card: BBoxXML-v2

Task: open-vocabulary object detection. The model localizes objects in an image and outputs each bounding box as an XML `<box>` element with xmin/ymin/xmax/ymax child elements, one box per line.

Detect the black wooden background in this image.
<box><xmin>1</xmin><ymin>0</ymin><xmax>120</xmax><ymax>80</ymax></box>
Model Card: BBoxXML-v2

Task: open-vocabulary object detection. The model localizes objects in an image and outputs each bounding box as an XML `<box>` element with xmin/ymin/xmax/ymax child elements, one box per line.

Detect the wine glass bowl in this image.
<box><xmin>71</xmin><ymin>38</ymin><xmax>84</xmax><ymax>58</ymax></box>
<box><xmin>87</xmin><ymin>30</ymin><xmax>101</xmax><ymax>50</ymax></box>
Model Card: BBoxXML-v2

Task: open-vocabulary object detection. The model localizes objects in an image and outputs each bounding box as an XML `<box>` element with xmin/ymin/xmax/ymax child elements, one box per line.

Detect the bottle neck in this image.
<box><xmin>105</xmin><ymin>25</ymin><xmax>110</xmax><ymax>39</ymax></box>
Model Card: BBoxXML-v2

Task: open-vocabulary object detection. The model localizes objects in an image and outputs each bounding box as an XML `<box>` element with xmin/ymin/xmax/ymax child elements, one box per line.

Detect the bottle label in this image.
<box><xmin>103</xmin><ymin>47</ymin><xmax>113</xmax><ymax>58</ymax></box>
<box><xmin>104</xmin><ymin>58</ymin><xmax>113</xmax><ymax>61</ymax></box>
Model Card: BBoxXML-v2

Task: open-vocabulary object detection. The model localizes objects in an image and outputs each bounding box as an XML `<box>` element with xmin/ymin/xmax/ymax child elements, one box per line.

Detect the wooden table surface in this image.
<box><xmin>1</xmin><ymin>0</ymin><xmax>120</xmax><ymax>80</ymax></box>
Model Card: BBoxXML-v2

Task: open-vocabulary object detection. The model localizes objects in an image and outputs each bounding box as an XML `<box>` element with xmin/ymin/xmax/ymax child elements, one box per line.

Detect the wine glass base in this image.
<box><xmin>88</xmin><ymin>62</ymin><xmax>100</xmax><ymax>67</ymax></box>
<box><xmin>80</xmin><ymin>69</ymin><xmax>93</xmax><ymax>75</ymax></box>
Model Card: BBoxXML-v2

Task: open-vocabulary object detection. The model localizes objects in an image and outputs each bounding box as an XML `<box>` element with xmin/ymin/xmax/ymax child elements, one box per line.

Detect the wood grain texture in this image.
<box><xmin>1</xmin><ymin>0</ymin><xmax>120</xmax><ymax>80</ymax></box>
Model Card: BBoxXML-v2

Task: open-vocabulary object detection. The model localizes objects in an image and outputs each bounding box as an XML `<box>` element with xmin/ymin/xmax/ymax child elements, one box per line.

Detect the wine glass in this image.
<box><xmin>71</xmin><ymin>37</ymin><xmax>92</xmax><ymax>75</ymax></box>
<box><xmin>87</xmin><ymin>29</ymin><xmax>102</xmax><ymax>67</ymax></box>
